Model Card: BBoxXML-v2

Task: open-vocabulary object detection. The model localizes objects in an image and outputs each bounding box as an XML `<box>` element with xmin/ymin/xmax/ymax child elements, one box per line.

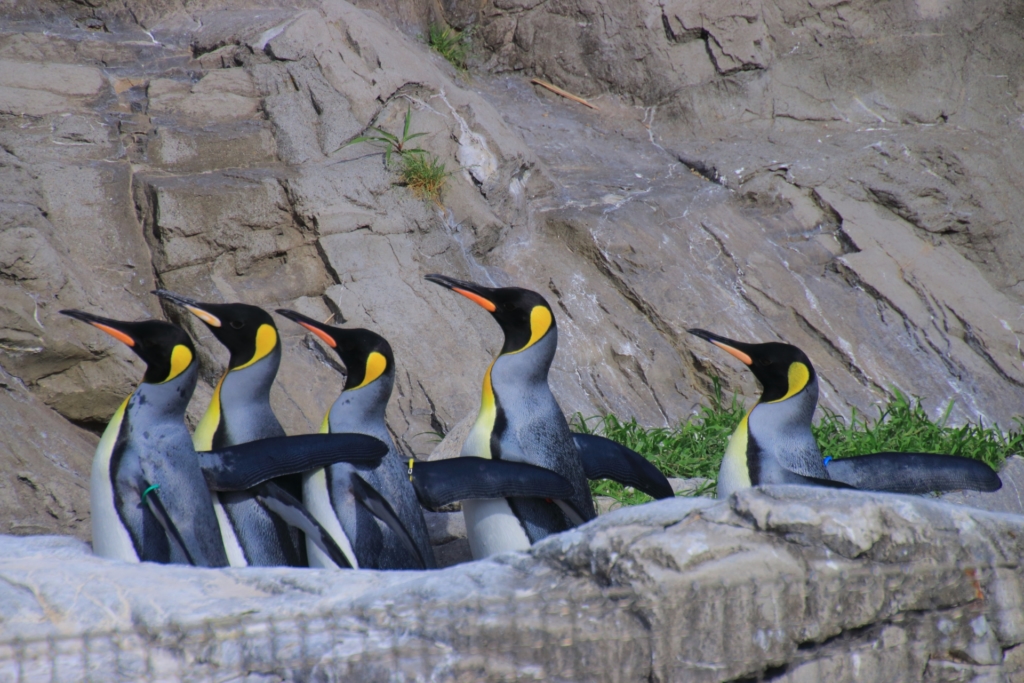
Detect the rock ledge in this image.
<box><xmin>2</xmin><ymin>487</ymin><xmax>1024</xmax><ymax>682</ymax></box>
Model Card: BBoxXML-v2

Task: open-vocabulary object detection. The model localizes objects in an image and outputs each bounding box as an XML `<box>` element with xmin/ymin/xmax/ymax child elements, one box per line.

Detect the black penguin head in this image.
<box><xmin>153</xmin><ymin>290</ymin><xmax>279</xmax><ymax>370</ymax></box>
<box><xmin>425</xmin><ymin>274</ymin><xmax>556</xmax><ymax>355</ymax></box>
<box><xmin>60</xmin><ymin>310</ymin><xmax>196</xmax><ymax>385</ymax></box>
<box><xmin>276</xmin><ymin>309</ymin><xmax>394</xmax><ymax>391</ymax></box>
<box><xmin>688</xmin><ymin>328</ymin><xmax>816</xmax><ymax>404</ymax></box>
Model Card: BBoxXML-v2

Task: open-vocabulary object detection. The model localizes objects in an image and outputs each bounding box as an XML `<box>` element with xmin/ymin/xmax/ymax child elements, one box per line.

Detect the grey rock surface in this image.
<box><xmin>472</xmin><ymin>0</ymin><xmax>1024</xmax><ymax>426</ymax></box>
<box><xmin>426</xmin><ymin>412</ymin><xmax>474</xmax><ymax>461</ymax></box>
<box><xmin>432</xmin><ymin>536</ymin><xmax>473</xmax><ymax>568</ymax></box>
<box><xmin>3</xmin><ymin>488</ymin><xmax>1024</xmax><ymax>682</ymax></box>
<box><xmin>594</xmin><ymin>495</ymin><xmax>622</xmax><ymax>515</ymax></box>
<box><xmin>1</xmin><ymin>0</ymin><xmax>1024</xmax><ymax>547</ymax></box>
<box><xmin>423</xmin><ymin>509</ymin><xmax>467</xmax><ymax>546</ymax></box>
<box><xmin>0</xmin><ymin>366</ymin><xmax>92</xmax><ymax>538</ymax></box>
<box><xmin>670</xmin><ymin>476</ymin><xmax>714</xmax><ymax>496</ymax></box>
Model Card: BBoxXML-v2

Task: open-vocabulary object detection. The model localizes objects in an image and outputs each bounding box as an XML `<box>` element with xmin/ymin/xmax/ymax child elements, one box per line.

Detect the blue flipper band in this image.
<box><xmin>823</xmin><ymin>456</ymin><xmax>833</xmax><ymax>466</ymax></box>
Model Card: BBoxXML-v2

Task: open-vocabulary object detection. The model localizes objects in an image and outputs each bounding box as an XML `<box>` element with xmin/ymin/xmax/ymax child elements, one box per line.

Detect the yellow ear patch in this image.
<box><xmin>529</xmin><ymin>306</ymin><xmax>553</xmax><ymax>347</ymax></box>
<box><xmin>162</xmin><ymin>344</ymin><xmax>193</xmax><ymax>383</ymax></box>
<box><xmin>351</xmin><ymin>351</ymin><xmax>387</xmax><ymax>390</ymax></box>
<box><xmin>769</xmin><ymin>362</ymin><xmax>810</xmax><ymax>403</ymax></box>
<box><xmin>235</xmin><ymin>324</ymin><xmax>278</xmax><ymax>371</ymax></box>
<box><xmin>511</xmin><ymin>306</ymin><xmax>553</xmax><ymax>354</ymax></box>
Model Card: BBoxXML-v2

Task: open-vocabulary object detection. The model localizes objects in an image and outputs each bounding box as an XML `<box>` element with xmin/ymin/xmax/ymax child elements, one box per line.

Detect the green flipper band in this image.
<box><xmin>408</xmin><ymin>458</ymin><xmax>414</xmax><ymax>482</ymax></box>
<box><xmin>142</xmin><ymin>483</ymin><xmax>160</xmax><ymax>504</ymax></box>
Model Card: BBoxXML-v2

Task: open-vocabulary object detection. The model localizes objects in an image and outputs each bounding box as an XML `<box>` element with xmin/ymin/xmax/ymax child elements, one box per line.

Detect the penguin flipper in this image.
<box><xmin>140</xmin><ymin>482</ymin><xmax>197</xmax><ymax>565</ymax></box>
<box><xmin>799</xmin><ymin>475</ymin><xmax>857</xmax><ymax>490</ymax></box>
<box><xmin>410</xmin><ymin>458</ymin><xmax>575</xmax><ymax>510</ymax></box>
<box><xmin>349</xmin><ymin>473</ymin><xmax>427</xmax><ymax>570</ymax></box>
<box><xmin>551</xmin><ymin>499</ymin><xmax>590</xmax><ymax>526</ymax></box>
<box><xmin>200</xmin><ymin>433</ymin><xmax>388</xmax><ymax>491</ymax></box>
<box><xmin>774</xmin><ymin>441</ymin><xmax>832</xmax><ymax>481</ymax></box>
<box><xmin>252</xmin><ymin>480</ymin><xmax>354</xmax><ymax>568</ymax></box>
<box><xmin>825</xmin><ymin>452</ymin><xmax>1003</xmax><ymax>494</ymax></box>
<box><xmin>572</xmin><ymin>433</ymin><xmax>674</xmax><ymax>499</ymax></box>
<box><xmin>138</xmin><ymin>445</ymin><xmax>230</xmax><ymax>568</ymax></box>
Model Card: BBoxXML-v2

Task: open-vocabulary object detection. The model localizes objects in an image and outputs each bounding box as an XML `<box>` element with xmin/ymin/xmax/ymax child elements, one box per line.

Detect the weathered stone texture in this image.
<box><xmin>2</xmin><ymin>489</ymin><xmax>1023</xmax><ymax>681</ymax></box>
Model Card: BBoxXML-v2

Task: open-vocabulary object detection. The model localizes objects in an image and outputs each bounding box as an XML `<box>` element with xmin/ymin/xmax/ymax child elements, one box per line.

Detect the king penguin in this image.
<box><xmin>276</xmin><ymin>309</ymin><xmax>435</xmax><ymax>569</ymax></box>
<box><xmin>688</xmin><ymin>329</ymin><xmax>830</xmax><ymax>499</ymax></box>
<box><xmin>688</xmin><ymin>328</ymin><xmax>1002</xmax><ymax>497</ymax></box>
<box><xmin>425</xmin><ymin>274</ymin><xmax>596</xmax><ymax>559</ymax></box>
<box><xmin>154</xmin><ymin>290</ymin><xmax>303</xmax><ymax>567</ymax></box>
<box><xmin>63</xmin><ymin>309</ymin><xmax>393</xmax><ymax>567</ymax></box>
<box><xmin>61</xmin><ymin>310</ymin><xmax>229</xmax><ymax>566</ymax></box>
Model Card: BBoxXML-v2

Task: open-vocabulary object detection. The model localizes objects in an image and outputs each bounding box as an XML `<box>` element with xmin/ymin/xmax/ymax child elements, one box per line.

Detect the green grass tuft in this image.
<box><xmin>428</xmin><ymin>24</ymin><xmax>469</xmax><ymax>70</ymax></box>
<box><xmin>813</xmin><ymin>389</ymin><xmax>1020</xmax><ymax>472</ymax></box>
<box><xmin>345</xmin><ymin>106</ymin><xmax>449</xmax><ymax>203</ymax></box>
<box><xmin>577</xmin><ymin>381</ymin><xmax>1021</xmax><ymax>507</ymax></box>
<box><xmin>400</xmin><ymin>151</ymin><xmax>448</xmax><ymax>204</ymax></box>
<box><xmin>573</xmin><ymin>377</ymin><xmax>740</xmax><ymax>505</ymax></box>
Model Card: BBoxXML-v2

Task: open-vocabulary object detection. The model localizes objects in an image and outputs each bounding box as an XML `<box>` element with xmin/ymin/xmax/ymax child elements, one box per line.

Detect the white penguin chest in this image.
<box><xmin>462</xmin><ymin>498</ymin><xmax>532</xmax><ymax>559</ymax></box>
<box><xmin>91</xmin><ymin>398</ymin><xmax>139</xmax><ymax>562</ymax></box>
<box><xmin>302</xmin><ymin>468</ymin><xmax>359</xmax><ymax>569</ymax></box>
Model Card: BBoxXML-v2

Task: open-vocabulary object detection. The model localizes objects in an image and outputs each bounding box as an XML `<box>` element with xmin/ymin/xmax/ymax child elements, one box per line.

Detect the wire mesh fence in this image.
<box><xmin>0</xmin><ymin>583</ymin><xmax>648</xmax><ymax>683</ymax></box>
<box><xmin>1</xmin><ymin>560</ymin><xmax>1012</xmax><ymax>682</ymax></box>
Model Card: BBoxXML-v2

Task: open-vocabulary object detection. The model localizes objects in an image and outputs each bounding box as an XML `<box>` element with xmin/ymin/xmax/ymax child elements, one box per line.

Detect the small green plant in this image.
<box><xmin>399</xmin><ymin>151</ymin><xmax>448</xmax><ymax>204</ymax></box>
<box><xmin>428</xmin><ymin>24</ymin><xmax>468</xmax><ymax>70</ymax></box>
<box><xmin>578</xmin><ymin>381</ymin><xmax>1022</xmax><ymax>508</ymax></box>
<box><xmin>346</xmin><ymin>106</ymin><xmax>450</xmax><ymax>203</ymax></box>
<box><xmin>347</xmin><ymin>106</ymin><xmax>427</xmax><ymax>167</ymax></box>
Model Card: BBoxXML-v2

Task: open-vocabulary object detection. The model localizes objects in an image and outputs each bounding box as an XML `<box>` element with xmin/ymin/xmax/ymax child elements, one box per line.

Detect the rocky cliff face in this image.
<box><xmin>1</xmin><ymin>0</ymin><xmax>1023</xmax><ymax>539</ymax></box>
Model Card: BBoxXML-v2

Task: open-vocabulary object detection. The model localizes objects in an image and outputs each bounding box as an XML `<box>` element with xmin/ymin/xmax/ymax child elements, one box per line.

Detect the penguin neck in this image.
<box><xmin>462</xmin><ymin>330</ymin><xmax>558</xmax><ymax>459</ymax></box>
<box><xmin>327</xmin><ymin>371</ymin><xmax>393</xmax><ymax>438</ymax></box>
<box><xmin>747</xmin><ymin>377</ymin><xmax>821</xmax><ymax>458</ymax></box>
<box><xmin>205</xmin><ymin>349</ymin><xmax>284</xmax><ymax>446</ymax></box>
<box><xmin>491</xmin><ymin>329</ymin><xmax>557</xmax><ymax>397</ymax></box>
<box><xmin>127</xmin><ymin>364</ymin><xmax>198</xmax><ymax>424</ymax></box>
<box><xmin>222</xmin><ymin>346</ymin><xmax>281</xmax><ymax>404</ymax></box>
